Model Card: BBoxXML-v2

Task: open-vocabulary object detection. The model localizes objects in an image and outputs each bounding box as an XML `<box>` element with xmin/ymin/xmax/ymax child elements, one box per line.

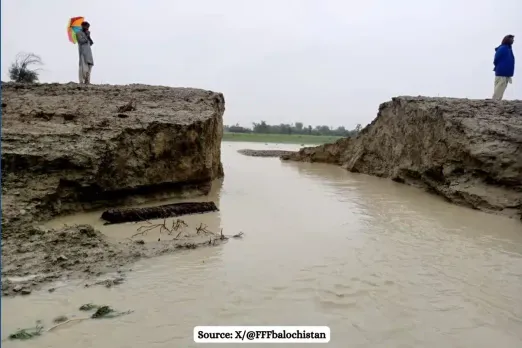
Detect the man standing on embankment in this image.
<box><xmin>492</xmin><ymin>34</ymin><xmax>515</xmax><ymax>100</ymax></box>
<box><xmin>76</xmin><ymin>21</ymin><xmax>94</xmax><ymax>84</ymax></box>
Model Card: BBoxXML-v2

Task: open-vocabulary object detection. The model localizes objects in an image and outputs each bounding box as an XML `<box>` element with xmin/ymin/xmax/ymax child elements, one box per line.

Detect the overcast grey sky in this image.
<box><xmin>2</xmin><ymin>0</ymin><xmax>520</xmax><ymax>128</ymax></box>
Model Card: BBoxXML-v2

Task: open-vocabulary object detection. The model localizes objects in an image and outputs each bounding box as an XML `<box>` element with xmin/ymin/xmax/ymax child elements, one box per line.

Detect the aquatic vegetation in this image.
<box><xmin>5</xmin><ymin>304</ymin><xmax>132</xmax><ymax>341</ymax></box>
<box><xmin>79</xmin><ymin>303</ymin><xmax>99</xmax><ymax>311</ymax></box>
<box><xmin>91</xmin><ymin>305</ymin><xmax>133</xmax><ymax>319</ymax></box>
<box><xmin>8</xmin><ymin>322</ymin><xmax>44</xmax><ymax>340</ymax></box>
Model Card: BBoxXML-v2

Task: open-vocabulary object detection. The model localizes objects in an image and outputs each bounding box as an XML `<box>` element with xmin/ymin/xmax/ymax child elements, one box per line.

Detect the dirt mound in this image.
<box><xmin>1</xmin><ymin>82</ymin><xmax>229</xmax><ymax>296</ymax></box>
<box><xmin>283</xmin><ymin>97</ymin><xmax>522</xmax><ymax>220</ymax></box>
<box><xmin>1</xmin><ymin>82</ymin><xmax>224</xmax><ymax>218</ymax></box>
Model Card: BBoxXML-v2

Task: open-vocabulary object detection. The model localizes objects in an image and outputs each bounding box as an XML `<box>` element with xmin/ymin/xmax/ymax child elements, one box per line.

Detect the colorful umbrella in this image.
<box><xmin>67</xmin><ymin>16</ymin><xmax>84</xmax><ymax>44</ymax></box>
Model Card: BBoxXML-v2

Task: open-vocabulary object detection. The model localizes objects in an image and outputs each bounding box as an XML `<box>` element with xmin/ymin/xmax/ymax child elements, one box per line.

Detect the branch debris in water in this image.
<box><xmin>91</xmin><ymin>305</ymin><xmax>134</xmax><ymax>319</ymax></box>
<box><xmin>8</xmin><ymin>322</ymin><xmax>44</xmax><ymax>340</ymax></box>
<box><xmin>5</xmin><ymin>304</ymin><xmax>133</xmax><ymax>341</ymax></box>
<box><xmin>131</xmin><ymin>218</ymin><xmax>188</xmax><ymax>241</ymax></box>
<box><xmin>130</xmin><ymin>219</ymin><xmax>244</xmax><ymax>244</ymax></box>
<box><xmin>196</xmin><ymin>223</ymin><xmax>214</xmax><ymax>235</ymax></box>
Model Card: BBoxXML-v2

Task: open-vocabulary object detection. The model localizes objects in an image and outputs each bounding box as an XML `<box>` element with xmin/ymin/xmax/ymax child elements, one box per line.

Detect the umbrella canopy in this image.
<box><xmin>67</xmin><ymin>16</ymin><xmax>84</xmax><ymax>44</ymax></box>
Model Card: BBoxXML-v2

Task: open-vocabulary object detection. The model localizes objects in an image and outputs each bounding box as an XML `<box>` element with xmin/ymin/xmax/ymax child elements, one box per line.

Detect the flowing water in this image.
<box><xmin>3</xmin><ymin>142</ymin><xmax>522</xmax><ymax>348</ymax></box>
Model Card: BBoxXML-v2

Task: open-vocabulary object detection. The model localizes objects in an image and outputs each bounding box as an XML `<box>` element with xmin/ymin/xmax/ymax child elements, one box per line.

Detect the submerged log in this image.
<box><xmin>101</xmin><ymin>202</ymin><xmax>219</xmax><ymax>224</ymax></box>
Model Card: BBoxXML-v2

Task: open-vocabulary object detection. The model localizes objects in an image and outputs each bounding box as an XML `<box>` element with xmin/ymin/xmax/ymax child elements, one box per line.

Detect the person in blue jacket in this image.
<box><xmin>492</xmin><ymin>34</ymin><xmax>515</xmax><ymax>100</ymax></box>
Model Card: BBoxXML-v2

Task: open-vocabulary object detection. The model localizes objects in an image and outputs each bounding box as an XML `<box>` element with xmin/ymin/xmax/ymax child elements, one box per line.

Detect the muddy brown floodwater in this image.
<box><xmin>2</xmin><ymin>142</ymin><xmax>522</xmax><ymax>348</ymax></box>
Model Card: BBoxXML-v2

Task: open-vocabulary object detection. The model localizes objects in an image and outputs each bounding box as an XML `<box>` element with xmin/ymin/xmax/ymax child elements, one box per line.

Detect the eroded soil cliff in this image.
<box><xmin>282</xmin><ymin>97</ymin><xmax>522</xmax><ymax>220</ymax></box>
<box><xmin>1</xmin><ymin>82</ymin><xmax>226</xmax><ymax>296</ymax></box>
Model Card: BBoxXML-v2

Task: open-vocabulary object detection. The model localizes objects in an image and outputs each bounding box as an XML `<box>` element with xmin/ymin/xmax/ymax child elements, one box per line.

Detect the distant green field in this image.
<box><xmin>222</xmin><ymin>132</ymin><xmax>342</xmax><ymax>145</ymax></box>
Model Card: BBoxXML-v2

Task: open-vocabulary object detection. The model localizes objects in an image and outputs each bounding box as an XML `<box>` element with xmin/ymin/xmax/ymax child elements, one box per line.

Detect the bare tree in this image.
<box><xmin>8</xmin><ymin>52</ymin><xmax>43</xmax><ymax>83</ymax></box>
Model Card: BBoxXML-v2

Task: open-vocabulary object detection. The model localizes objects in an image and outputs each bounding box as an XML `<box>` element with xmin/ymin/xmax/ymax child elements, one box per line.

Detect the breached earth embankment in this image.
<box><xmin>282</xmin><ymin>97</ymin><xmax>522</xmax><ymax>220</ymax></box>
<box><xmin>1</xmin><ymin>82</ymin><xmax>226</xmax><ymax>296</ymax></box>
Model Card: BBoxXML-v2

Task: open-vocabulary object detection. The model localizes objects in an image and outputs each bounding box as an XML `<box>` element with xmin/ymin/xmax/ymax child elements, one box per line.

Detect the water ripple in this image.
<box><xmin>3</xmin><ymin>142</ymin><xmax>522</xmax><ymax>348</ymax></box>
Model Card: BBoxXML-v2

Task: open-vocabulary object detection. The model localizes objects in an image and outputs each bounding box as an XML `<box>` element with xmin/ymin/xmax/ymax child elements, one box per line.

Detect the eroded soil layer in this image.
<box><xmin>1</xmin><ymin>82</ymin><xmax>227</xmax><ymax>296</ymax></box>
<box><xmin>282</xmin><ymin>97</ymin><xmax>522</xmax><ymax>220</ymax></box>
